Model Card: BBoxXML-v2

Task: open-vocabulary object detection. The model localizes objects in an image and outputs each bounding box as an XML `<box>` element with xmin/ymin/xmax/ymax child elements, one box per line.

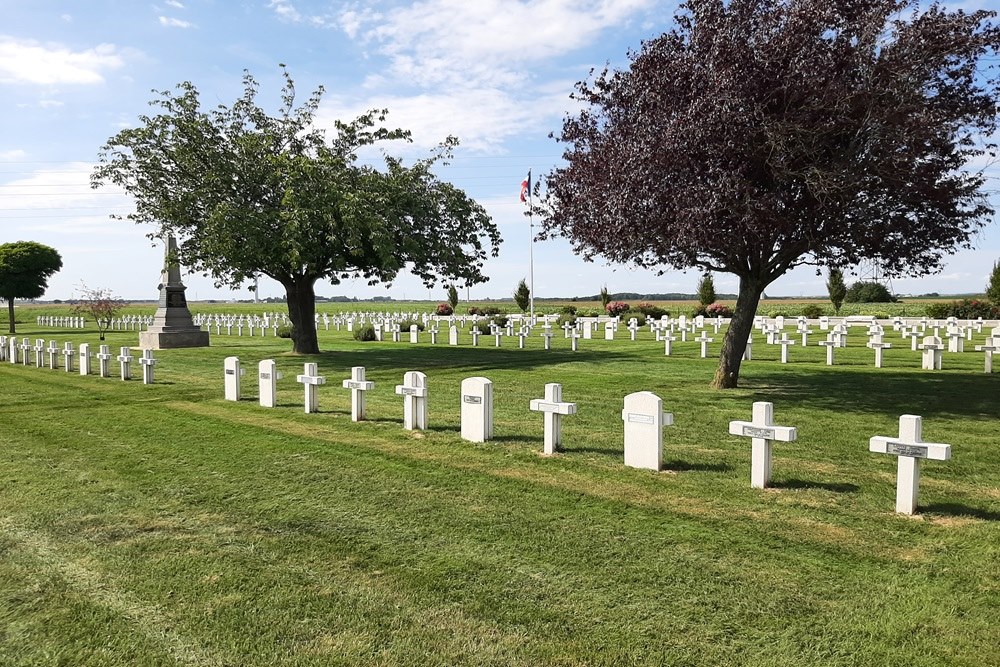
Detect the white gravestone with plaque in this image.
<box><xmin>342</xmin><ymin>366</ymin><xmax>375</xmax><ymax>421</ymax></box>
<box><xmin>460</xmin><ymin>376</ymin><xmax>493</xmax><ymax>442</ymax></box>
<box><xmin>62</xmin><ymin>342</ymin><xmax>75</xmax><ymax>373</ymax></box>
<box><xmin>728</xmin><ymin>402</ymin><xmax>797</xmax><ymax>488</ymax></box>
<box><xmin>78</xmin><ymin>343</ymin><xmax>91</xmax><ymax>375</ymax></box>
<box><xmin>258</xmin><ymin>359</ymin><xmax>283</xmax><ymax>408</ymax></box>
<box><xmin>395</xmin><ymin>371</ymin><xmax>428</xmax><ymax>430</ymax></box>
<box><xmin>224</xmin><ymin>356</ymin><xmax>243</xmax><ymax>401</ymax></box>
<box><xmin>46</xmin><ymin>340</ymin><xmax>59</xmax><ymax>369</ymax></box>
<box><xmin>529</xmin><ymin>383</ymin><xmax>577</xmax><ymax>455</ymax></box>
<box><xmin>869</xmin><ymin>415</ymin><xmax>952</xmax><ymax>515</ymax></box>
<box><xmin>622</xmin><ymin>391</ymin><xmax>674</xmax><ymax>471</ymax></box>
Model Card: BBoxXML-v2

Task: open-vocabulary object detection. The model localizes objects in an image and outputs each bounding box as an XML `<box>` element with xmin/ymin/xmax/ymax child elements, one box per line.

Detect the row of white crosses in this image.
<box><xmin>0</xmin><ymin>335</ymin><xmax>156</xmax><ymax>383</ymax></box>
<box><xmin>220</xmin><ymin>354</ymin><xmax>957</xmax><ymax>515</ymax></box>
<box><xmin>36</xmin><ymin>316</ymin><xmax>85</xmax><ymax>328</ymax></box>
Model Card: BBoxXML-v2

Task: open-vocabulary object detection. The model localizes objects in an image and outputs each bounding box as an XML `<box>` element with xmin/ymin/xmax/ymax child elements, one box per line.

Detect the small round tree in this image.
<box><xmin>845</xmin><ymin>281</ymin><xmax>895</xmax><ymax>303</ymax></box>
<box><xmin>697</xmin><ymin>273</ymin><xmax>716</xmax><ymax>306</ymax></box>
<box><xmin>826</xmin><ymin>268</ymin><xmax>847</xmax><ymax>314</ymax></box>
<box><xmin>513</xmin><ymin>278</ymin><xmax>530</xmax><ymax>312</ymax></box>
<box><xmin>0</xmin><ymin>241</ymin><xmax>63</xmax><ymax>334</ymax></box>
<box><xmin>986</xmin><ymin>260</ymin><xmax>1000</xmax><ymax>304</ymax></box>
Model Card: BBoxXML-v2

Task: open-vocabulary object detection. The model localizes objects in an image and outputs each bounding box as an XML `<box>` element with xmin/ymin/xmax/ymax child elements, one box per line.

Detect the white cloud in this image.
<box><xmin>350</xmin><ymin>0</ymin><xmax>657</xmax><ymax>87</ymax></box>
<box><xmin>317</xmin><ymin>86</ymin><xmax>569</xmax><ymax>153</ymax></box>
<box><xmin>0</xmin><ymin>37</ymin><xmax>126</xmax><ymax>85</ymax></box>
<box><xmin>268</xmin><ymin>0</ymin><xmax>302</xmax><ymax>22</ymax></box>
<box><xmin>0</xmin><ymin>149</ymin><xmax>27</xmax><ymax>161</ymax></box>
<box><xmin>158</xmin><ymin>16</ymin><xmax>193</xmax><ymax>28</ymax></box>
<box><xmin>61</xmin><ymin>14</ymin><xmax>72</xmax><ymax>22</ymax></box>
<box><xmin>165</xmin><ymin>0</ymin><xmax>186</xmax><ymax>8</ymax></box>
<box><xmin>38</xmin><ymin>99</ymin><xmax>64</xmax><ymax>108</ymax></box>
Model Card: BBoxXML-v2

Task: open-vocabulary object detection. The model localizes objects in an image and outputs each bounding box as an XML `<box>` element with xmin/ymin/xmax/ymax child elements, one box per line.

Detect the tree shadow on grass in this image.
<box><xmin>738</xmin><ymin>366</ymin><xmax>1000</xmax><ymax>422</ymax></box>
<box><xmin>662</xmin><ymin>459</ymin><xmax>731</xmax><ymax>473</ymax></box>
<box><xmin>770</xmin><ymin>478</ymin><xmax>859</xmax><ymax>494</ymax></box>
<box><xmin>922</xmin><ymin>502</ymin><xmax>1000</xmax><ymax>522</ymax></box>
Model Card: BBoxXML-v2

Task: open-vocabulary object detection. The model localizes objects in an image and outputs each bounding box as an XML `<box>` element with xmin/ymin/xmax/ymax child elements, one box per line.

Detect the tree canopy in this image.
<box><xmin>540</xmin><ymin>0</ymin><xmax>1000</xmax><ymax>387</ymax></box>
<box><xmin>0</xmin><ymin>241</ymin><xmax>63</xmax><ymax>334</ymax></box>
<box><xmin>92</xmin><ymin>69</ymin><xmax>501</xmax><ymax>353</ymax></box>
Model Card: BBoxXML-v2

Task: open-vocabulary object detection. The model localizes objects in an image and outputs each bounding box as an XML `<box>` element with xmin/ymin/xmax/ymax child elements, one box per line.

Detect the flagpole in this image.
<box><xmin>527</xmin><ymin>170</ymin><xmax>535</xmax><ymax>321</ymax></box>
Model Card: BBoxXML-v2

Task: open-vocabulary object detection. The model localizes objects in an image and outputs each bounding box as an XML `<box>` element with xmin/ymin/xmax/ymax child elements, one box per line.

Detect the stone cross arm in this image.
<box><xmin>530</xmin><ymin>399</ymin><xmax>578</xmax><ymax>415</ymax></box>
<box><xmin>728</xmin><ymin>421</ymin><xmax>797</xmax><ymax>442</ymax></box>
<box><xmin>343</xmin><ymin>379</ymin><xmax>375</xmax><ymax>390</ymax></box>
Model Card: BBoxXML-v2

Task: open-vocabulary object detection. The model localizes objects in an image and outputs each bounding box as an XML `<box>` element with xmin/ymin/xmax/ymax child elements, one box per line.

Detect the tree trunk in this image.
<box><xmin>6</xmin><ymin>298</ymin><xmax>14</xmax><ymax>334</ymax></box>
<box><xmin>711</xmin><ymin>275</ymin><xmax>765</xmax><ymax>389</ymax></box>
<box><xmin>284</xmin><ymin>276</ymin><xmax>320</xmax><ymax>354</ymax></box>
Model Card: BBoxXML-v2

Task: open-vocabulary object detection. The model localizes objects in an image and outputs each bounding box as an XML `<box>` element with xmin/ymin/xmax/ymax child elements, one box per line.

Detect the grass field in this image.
<box><xmin>1</xmin><ymin>317</ymin><xmax>998</xmax><ymax>666</ymax></box>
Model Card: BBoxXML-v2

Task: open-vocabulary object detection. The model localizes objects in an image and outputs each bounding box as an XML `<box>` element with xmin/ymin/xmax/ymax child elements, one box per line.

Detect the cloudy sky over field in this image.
<box><xmin>2</xmin><ymin>0</ymin><xmax>999</xmax><ymax>301</ymax></box>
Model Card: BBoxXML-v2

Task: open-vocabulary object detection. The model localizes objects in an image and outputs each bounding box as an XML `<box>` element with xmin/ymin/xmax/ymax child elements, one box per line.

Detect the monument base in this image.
<box><xmin>139</xmin><ymin>329</ymin><xmax>211</xmax><ymax>350</ymax></box>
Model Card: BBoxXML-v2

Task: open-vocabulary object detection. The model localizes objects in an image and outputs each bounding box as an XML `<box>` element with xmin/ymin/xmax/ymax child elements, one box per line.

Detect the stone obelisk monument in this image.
<box><xmin>139</xmin><ymin>235</ymin><xmax>210</xmax><ymax>349</ymax></box>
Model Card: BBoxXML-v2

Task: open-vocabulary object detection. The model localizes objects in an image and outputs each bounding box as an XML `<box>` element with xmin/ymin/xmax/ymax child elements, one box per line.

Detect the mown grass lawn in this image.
<box><xmin>1</xmin><ymin>320</ymin><xmax>998</xmax><ymax>666</ymax></box>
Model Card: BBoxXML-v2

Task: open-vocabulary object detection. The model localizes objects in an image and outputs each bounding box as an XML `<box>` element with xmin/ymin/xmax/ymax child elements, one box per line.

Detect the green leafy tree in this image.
<box><xmin>72</xmin><ymin>282</ymin><xmax>124</xmax><ymax>341</ymax></box>
<box><xmin>539</xmin><ymin>0</ymin><xmax>1000</xmax><ymax>388</ymax></box>
<box><xmin>697</xmin><ymin>273</ymin><xmax>716</xmax><ymax>306</ymax></box>
<box><xmin>845</xmin><ymin>281</ymin><xmax>895</xmax><ymax>303</ymax></box>
<box><xmin>447</xmin><ymin>284</ymin><xmax>459</xmax><ymax>309</ymax></box>
<box><xmin>826</xmin><ymin>268</ymin><xmax>847</xmax><ymax>314</ymax></box>
<box><xmin>0</xmin><ymin>241</ymin><xmax>63</xmax><ymax>334</ymax></box>
<box><xmin>599</xmin><ymin>285</ymin><xmax>610</xmax><ymax>308</ymax></box>
<box><xmin>92</xmin><ymin>69</ymin><xmax>501</xmax><ymax>354</ymax></box>
<box><xmin>513</xmin><ymin>278</ymin><xmax>530</xmax><ymax>312</ymax></box>
<box><xmin>986</xmin><ymin>260</ymin><xmax>1000</xmax><ymax>304</ymax></box>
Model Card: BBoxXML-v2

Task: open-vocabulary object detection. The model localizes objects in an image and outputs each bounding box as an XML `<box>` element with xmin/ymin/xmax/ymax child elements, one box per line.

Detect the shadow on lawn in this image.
<box><xmin>738</xmin><ymin>367</ymin><xmax>1000</xmax><ymax>421</ymax></box>
<box><xmin>922</xmin><ymin>502</ymin><xmax>1000</xmax><ymax>522</ymax></box>
<box><xmin>771</xmin><ymin>478</ymin><xmax>859</xmax><ymax>494</ymax></box>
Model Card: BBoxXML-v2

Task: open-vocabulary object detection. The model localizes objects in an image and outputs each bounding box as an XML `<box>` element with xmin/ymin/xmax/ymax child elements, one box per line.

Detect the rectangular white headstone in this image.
<box><xmin>622</xmin><ymin>391</ymin><xmax>673</xmax><ymax>471</ymax></box>
<box><xmin>224</xmin><ymin>356</ymin><xmax>242</xmax><ymax>401</ymax></box>
<box><xmin>460</xmin><ymin>376</ymin><xmax>493</xmax><ymax>442</ymax></box>
<box><xmin>258</xmin><ymin>359</ymin><xmax>282</xmax><ymax>408</ymax></box>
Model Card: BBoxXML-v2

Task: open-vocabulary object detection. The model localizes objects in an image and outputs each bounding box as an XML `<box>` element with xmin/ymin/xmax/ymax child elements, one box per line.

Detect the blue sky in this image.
<box><xmin>2</xmin><ymin>0</ymin><xmax>999</xmax><ymax>302</ymax></box>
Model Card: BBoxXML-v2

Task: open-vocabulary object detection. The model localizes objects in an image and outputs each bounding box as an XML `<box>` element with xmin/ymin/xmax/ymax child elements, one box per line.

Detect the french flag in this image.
<box><xmin>520</xmin><ymin>170</ymin><xmax>531</xmax><ymax>203</ymax></box>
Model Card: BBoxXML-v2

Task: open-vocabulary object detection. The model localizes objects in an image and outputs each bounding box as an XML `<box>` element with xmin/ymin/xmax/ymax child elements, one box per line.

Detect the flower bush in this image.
<box><xmin>705</xmin><ymin>302</ymin><xmax>733</xmax><ymax>318</ymax></box>
<box><xmin>925</xmin><ymin>299</ymin><xmax>999</xmax><ymax>319</ymax></box>
<box><xmin>435</xmin><ymin>302</ymin><xmax>454</xmax><ymax>316</ymax></box>
<box><xmin>605</xmin><ymin>301</ymin><xmax>630</xmax><ymax>317</ymax></box>
<box><xmin>636</xmin><ymin>301</ymin><xmax>668</xmax><ymax>319</ymax></box>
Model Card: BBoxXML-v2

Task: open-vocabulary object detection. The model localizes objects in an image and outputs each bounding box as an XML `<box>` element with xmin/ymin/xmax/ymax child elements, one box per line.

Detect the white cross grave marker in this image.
<box><xmin>62</xmin><ymin>342</ymin><xmax>75</xmax><ymax>373</ymax></box>
<box><xmin>975</xmin><ymin>336</ymin><xmax>1000</xmax><ymax>373</ymax></box>
<box><xmin>140</xmin><ymin>349</ymin><xmax>156</xmax><ymax>384</ymax></box>
<box><xmin>918</xmin><ymin>335</ymin><xmax>944</xmax><ymax>370</ymax></box>
<box><xmin>296</xmin><ymin>362</ymin><xmax>326</xmax><ymax>414</ymax></box>
<box><xmin>97</xmin><ymin>345</ymin><xmax>112</xmax><ymax>377</ymax></box>
<box><xmin>117</xmin><ymin>347</ymin><xmax>134</xmax><ymax>380</ymax></box>
<box><xmin>819</xmin><ymin>334</ymin><xmax>837</xmax><ymax>365</ymax></box>
<box><xmin>777</xmin><ymin>333</ymin><xmax>795</xmax><ymax>363</ymax></box>
<box><xmin>342</xmin><ymin>366</ymin><xmax>375</xmax><ymax>421</ymax></box>
<box><xmin>622</xmin><ymin>391</ymin><xmax>674</xmax><ymax>471</ymax></box>
<box><xmin>395</xmin><ymin>371</ymin><xmax>428</xmax><ymax>430</ymax></box>
<box><xmin>695</xmin><ymin>331</ymin><xmax>714</xmax><ymax>358</ymax></box>
<box><xmin>869</xmin><ymin>415</ymin><xmax>952</xmax><ymax>515</ymax></box>
<box><xmin>728</xmin><ymin>402</ymin><xmax>797</xmax><ymax>488</ymax></box>
<box><xmin>867</xmin><ymin>334</ymin><xmax>892</xmax><ymax>368</ymax></box>
<box><xmin>529</xmin><ymin>383</ymin><xmax>577</xmax><ymax>455</ymax></box>
<box><xmin>460</xmin><ymin>376</ymin><xmax>494</xmax><ymax>442</ymax></box>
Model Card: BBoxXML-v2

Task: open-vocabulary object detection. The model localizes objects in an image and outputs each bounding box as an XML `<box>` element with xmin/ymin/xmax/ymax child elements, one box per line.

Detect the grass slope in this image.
<box><xmin>1</xmin><ymin>323</ymin><xmax>998</xmax><ymax>666</ymax></box>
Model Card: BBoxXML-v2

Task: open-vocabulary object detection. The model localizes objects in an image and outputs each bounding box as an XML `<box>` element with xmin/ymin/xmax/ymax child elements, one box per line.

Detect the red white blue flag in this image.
<box><xmin>520</xmin><ymin>170</ymin><xmax>531</xmax><ymax>203</ymax></box>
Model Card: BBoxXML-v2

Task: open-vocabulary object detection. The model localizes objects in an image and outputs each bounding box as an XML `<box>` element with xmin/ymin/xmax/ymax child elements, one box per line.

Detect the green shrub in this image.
<box><xmin>556</xmin><ymin>313</ymin><xmax>577</xmax><ymax>327</ymax></box>
<box><xmin>473</xmin><ymin>316</ymin><xmax>509</xmax><ymax>335</ymax></box>
<box><xmin>397</xmin><ymin>319</ymin><xmax>426</xmax><ymax>332</ymax></box>
<box><xmin>845</xmin><ymin>281</ymin><xmax>895</xmax><ymax>303</ymax></box>
<box><xmin>801</xmin><ymin>304</ymin><xmax>823</xmax><ymax>319</ymax></box>
<box><xmin>925</xmin><ymin>299</ymin><xmax>999</xmax><ymax>319</ymax></box>
<box><xmin>276</xmin><ymin>325</ymin><xmax>293</xmax><ymax>339</ymax></box>
<box><xmin>560</xmin><ymin>305</ymin><xmax>578</xmax><ymax>315</ymax></box>
<box><xmin>626</xmin><ymin>313</ymin><xmax>647</xmax><ymax>326</ymax></box>
<box><xmin>353</xmin><ymin>324</ymin><xmax>376</xmax><ymax>341</ymax></box>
